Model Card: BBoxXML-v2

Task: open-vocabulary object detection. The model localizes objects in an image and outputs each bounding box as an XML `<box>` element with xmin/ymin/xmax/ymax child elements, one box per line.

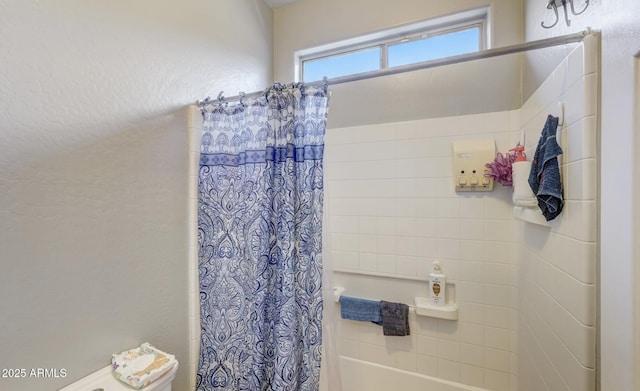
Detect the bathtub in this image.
<box><xmin>339</xmin><ymin>356</ymin><xmax>489</xmax><ymax>391</ymax></box>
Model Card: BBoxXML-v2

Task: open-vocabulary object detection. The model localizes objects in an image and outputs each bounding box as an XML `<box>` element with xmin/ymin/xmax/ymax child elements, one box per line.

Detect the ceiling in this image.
<box><xmin>264</xmin><ymin>0</ymin><xmax>301</xmax><ymax>8</ymax></box>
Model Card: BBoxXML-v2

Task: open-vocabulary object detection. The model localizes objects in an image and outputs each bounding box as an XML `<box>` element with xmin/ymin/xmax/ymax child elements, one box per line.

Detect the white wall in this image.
<box><xmin>524</xmin><ymin>1</ymin><xmax>640</xmax><ymax>390</ymax></box>
<box><xmin>273</xmin><ymin>0</ymin><xmax>523</xmax><ymax>128</ymax></box>
<box><xmin>517</xmin><ymin>38</ymin><xmax>598</xmax><ymax>391</ymax></box>
<box><xmin>0</xmin><ymin>1</ymin><xmax>273</xmax><ymax>390</ymax></box>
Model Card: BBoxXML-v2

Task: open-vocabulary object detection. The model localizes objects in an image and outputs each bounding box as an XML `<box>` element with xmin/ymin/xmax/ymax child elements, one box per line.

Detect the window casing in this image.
<box><xmin>296</xmin><ymin>8</ymin><xmax>489</xmax><ymax>83</ymax></box>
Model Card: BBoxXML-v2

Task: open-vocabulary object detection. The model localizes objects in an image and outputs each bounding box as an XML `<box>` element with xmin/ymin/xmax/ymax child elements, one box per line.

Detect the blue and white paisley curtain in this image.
<box><xmin>197</xmin><ymin>82</ymin><xmax>330</xmax><ymax>391</ymax></box>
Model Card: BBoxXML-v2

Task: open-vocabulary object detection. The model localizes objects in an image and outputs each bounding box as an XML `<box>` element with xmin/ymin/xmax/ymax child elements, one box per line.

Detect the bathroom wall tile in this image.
<box><xmin>332</xmin><ymin>250</ymin><xmax>359</xmax><ymax>270</ymax></box>
<box><xmin>557</xmin><ymin>200</ymin><xmax>597</xmax><ymax>243</ymax></box>
<box><xmin>358</xmin><ymin>253</ymin><xmax>378</xmax><ymax>272</ymax></box>
<box><xmin>459</xmin><ymin>219</ymin><xmax>485</xmax><ymax>240</ymax></box>
<box><xmin>484</xmin><ymin>348</ymin><xmax>510</xmax><ymax>372</ymax></box>
<box><xmin>484</xmin><ymin>368</ymin><xmax>510</xmax><ymax>391</ymax></box>
<box><xmin>459</xmin><ymin>322</ymin><xmax>485</xmax><ymax>346</ymax></box>
<box><xmin>484</xmin><ymin>305</ymin><xmax>513</xmax><ymax>330</ymax></box>
<box><xmin>458</xmin><ymin>302</ymin><xmax>485</xmax><ymax>325</ymax></box>
<box><xmin>417</xmin><ymin>335</ymin><xmax>439</xmax><ymax>357</ymax></box>
<box><xmin>551</xmin><ymin>235</ymin><xmax>596</xmax><ymax>284</ymax></box>
<box><xmin>456</xmin><ymin>281</ymin><xmax>484</xmax><ymax>304</ymax></box>
<box><xmin>460</xmin><ymin>240</ymin><xmax>488</xmax><ymax>262</ymax></box>
<box><xmin>458</xmin><ymin>261</ymin><xmax>485</xmax><ymax>282</ymax></box>
<box><xmin>392</xmin><ymin>350</ymin><xmax>418</xmax><ymax>372</ymax></box>
<box><xmin>376</xmin><ymin>254</ymin><xmax>397</xmax><ymax>274</ymax></box>
<box><xmin>565</xmin><ymin>116</ymin><xmax>597</xmax><ymax>162</ymax></box>
<box><xmin>459</xmin><ymin>196</ymin><xmax>485</xmax><ymax>219</ymax></box>
<box><xmin>416</xmin><ymin>355</ymin><xmax>439</xmax><ymax>377</ymax></box>
<box><xmin>396</xmin><ymin>256</ymin><xmax>419</xmax><ymax>276</ymax></box>
<box><xmin>564</xmin><ymin>158</ymin><xmax>597</xmax><ymax>201</ymax></box>
<box><xmin>485</xmin><ymin>219</ymin><xmax>520</xmax><ymax>243</ymax></box>
<box><xmin>438</xmin><ymin>358</ymin><xmax>461</xmax><ymax>382</ymax></box>
<box><xmin>483</xmin><ymin>263</ymin><xmax>512</xmax><ymax>286</ymax></box>
<box><xmin>565</xmin><ymin>44</ymin><xmax>586</xmax><ymax>89</ymax></box>
<box><xmin>486</xmin><ymin>241</ymin><xmax>518</xmax><ymax>264</ymax></box>
<box><xmin>331</xmin><ymin>215</ymin><xmax>359</xmax><ymax>233</ymax></box>
<box><xmin>438</xmin><ymin>339</ymin><xmax>461</xmax><ymax>362</ymax></box>
<box><xmin>461</xmin><ymin>364</ymin><xmax>485</xmax><ymax>388</ymax></box>
<box><xmin>484</xmin><ymin>326</ymin><xmax>511</xmax><ymax>351</ymax></box>
<box><xmin>436</xmin><ymin>238</ymin><xmax>460</xmax><ymax>259</ymax></box>
<box><xmin>460</xmin><ymin>343</ymin><xmax>484</xmax><ymax>367</ymax></box>
<box><xmin>483</xmin><ymin>284</ymin><xmax>512</xmax><ymax>308</ymax></box>
<box><xmin>414</xmin><ymin>316</ymin><xmax>439</xmax><ymax>336</ymax></box>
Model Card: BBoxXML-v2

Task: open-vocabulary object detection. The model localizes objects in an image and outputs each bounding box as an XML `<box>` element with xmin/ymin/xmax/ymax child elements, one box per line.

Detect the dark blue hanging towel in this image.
<box><xmin>528</xmin><ymin>115</ymin><xmax>564</xmax><ymax>221</ymax></box>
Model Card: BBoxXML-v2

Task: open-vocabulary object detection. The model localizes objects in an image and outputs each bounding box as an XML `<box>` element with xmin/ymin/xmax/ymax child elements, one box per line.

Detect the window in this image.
<box><xmin>296</xmin><ymin>8</ymin><xmax>488</xmax><ymax>83</ymax></box>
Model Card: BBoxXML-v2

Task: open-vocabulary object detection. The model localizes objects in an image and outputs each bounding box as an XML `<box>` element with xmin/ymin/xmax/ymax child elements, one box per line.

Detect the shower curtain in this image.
<box><xmin>197</xmin><ymin>82</ymin><xmax>330</xmax><ymax>391</ymax></box>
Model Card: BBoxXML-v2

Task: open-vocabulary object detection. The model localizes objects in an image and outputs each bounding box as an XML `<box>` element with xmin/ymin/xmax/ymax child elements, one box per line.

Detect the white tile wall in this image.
<box><xmin>327</xmin><ymin>110</ymin><xmax>520</xmax><ymax>391</ymax></box>
<box><xmin>328</xmin><ymin>40</ymin><xmax>597</xmax><ymax>391</ymax></box>
<box><xmin>516</xmin><ymin>39</ymin><xmax>598</xmax><ymax>391</ymax></box>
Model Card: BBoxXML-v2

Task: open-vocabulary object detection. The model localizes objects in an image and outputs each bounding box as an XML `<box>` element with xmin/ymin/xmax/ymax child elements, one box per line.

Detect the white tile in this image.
<box><xmin>563</xmin><ymin>116</ymin><xmax>597</xmax><ymax>162</ymax></box>
<box><xmin>416</xmin><ymin>354</ymin><xmax>439</xmax><ymax>377</ymax></box>
<box><xmin>460</xmin><ymin>343</ymin><xmax>484</xmax><ymax>366</ymax></box>
<box><xmin>460</xmin><ymin>240</ymin><xmax>488</xmax><ymax>262</ymax></box>
<box><xmin>459</xmin><ymin>322</ymin><xmax>485</xmax><ymax>345</ymax></box>
<box><xmin>456</xmin><ymin>281</ymin><xmax>484</xmax><ymax>304</ymax></box>
<box><xmin>563</xmin><ymin>158</ymin><xmax>597</xmax><ymax>201</ymax></box>
<box><xmin>460</xmin><ymin>364</ymin><xmax>485</xmax><ymax>388</ymax></box>
<box><xmin>376</xmin><ymin>254</ymin><xmax>397</xmax><ymax>274</ymax></box>
<box><xmin>458</xmin><ymin>302</ymin><xmax>485</xmax><ymax>325</ymax></box>
<box><xmin>484</xmin><ymin>368</ymin><xmax>510</xmax><ymax>391</ymax></box>
<box><xmin>483</xmin><ymin>305</ymin><xmax>513</xmax><ymax>329</ymax></box>
<box><xmin>459</xmin><ymin>219</ymin><xmax>485</xmax><ymax>240</ymax></box>
<box><xmin>484</xmin><ymin>263</ymin><xmax>512</xmax><ymax>286</ymax></box>
<box><xmin>437</xmin><ymin>339</ymin><xmax>460</xmax><ymax>361</ymax></box>
<box><xmin>460</xmin><ymin>196</ymin><xmax>485</xmax><ymax>219</ymax></box>
<box><xmin>484</xmin><ymin>326</ymin><xmax>511</xmax><ymax>351</ymax></box>
<box><xmin>483</xmin><ymin>284</ymin><xmax>512</xmax><ymax>308</ymax></box>
<box><xmin>438</xmin><ymin>359</ymin><xmax>461</xmax><ymax>382</ymax></box>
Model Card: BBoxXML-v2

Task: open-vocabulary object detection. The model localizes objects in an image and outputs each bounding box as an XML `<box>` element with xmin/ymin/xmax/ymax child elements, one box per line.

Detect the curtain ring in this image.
<box><xmin>239</xmin><ymin>91</ymin><xmax>246</xmax><ymax>106</ymax></box>
<box><xmin>217</xmin><ymin>91</ymin><xmax>225</xmax><ymax>103</ymax></box>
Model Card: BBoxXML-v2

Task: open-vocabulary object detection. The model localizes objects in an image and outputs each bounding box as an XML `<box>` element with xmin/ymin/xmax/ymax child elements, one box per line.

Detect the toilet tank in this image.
<box><xmin>58</xmin><ymin>364</ymin><xmax>177</xmax><ymax>391</ymax></box>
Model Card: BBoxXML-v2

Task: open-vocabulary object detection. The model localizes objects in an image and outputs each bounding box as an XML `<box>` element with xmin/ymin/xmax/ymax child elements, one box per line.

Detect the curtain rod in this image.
<box><xmin>198</xmin><ymin>28</ymin><xmax>591</xmax><ymax>106</ymax></box>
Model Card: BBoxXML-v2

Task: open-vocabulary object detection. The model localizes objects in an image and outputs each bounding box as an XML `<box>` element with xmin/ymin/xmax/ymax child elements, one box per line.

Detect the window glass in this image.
<box><xmin>388</xmin><ymin>27</ymin><xmax>481</xmax><ymax>68</ymax></box>
<box><xmin>297</xmin><ymin>9</ymin><xmax>487</xmax><ymax>82</ymax></box>
<box><xmin>302</xmin><ymin>47</ymin><xmax>381</xmax><ymax>82</ymax></box>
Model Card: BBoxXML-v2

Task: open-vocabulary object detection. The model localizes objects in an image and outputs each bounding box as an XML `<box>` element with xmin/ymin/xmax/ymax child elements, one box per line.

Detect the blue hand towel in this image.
<box><xmin>380</xmin><ymin>301</ymin><xmax>410</xmax><ymax>336</ymax></box>
<box><xmin>528</xmin><ymin>115</ymin><xmax>564</xmax><ymax>221</ymax></box>
<box><xmin>339</xmin><ymin>296</ymin><xmax>382</xmax><ymax>324</ymax></box>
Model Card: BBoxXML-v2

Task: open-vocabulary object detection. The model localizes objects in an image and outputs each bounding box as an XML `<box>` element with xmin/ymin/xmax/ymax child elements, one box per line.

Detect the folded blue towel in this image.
<box><xmin>528</xmin><ymin>115</ymin><xmax>564</xmax><ymax>221</ymax></box>
<box><xmin>380</xmin><ymin>301</ymin><xmax>410</xmax><ymax>336</ymax></box>
<box><xmin>339</xmin><ymin>296</ymin><xmax>382</xmax><ymax>324</ymax></box>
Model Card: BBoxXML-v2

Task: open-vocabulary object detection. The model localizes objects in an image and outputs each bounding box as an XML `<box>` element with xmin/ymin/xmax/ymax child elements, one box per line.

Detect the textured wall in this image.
<box><xmin>0</xmin><ymin>1</ymin><xmax>273</xmax><ymax>390</ymax></box>
<box><xmin>273</xmin><ymin>0</ymin><xmax>523</xmax><ymax>127</ymax></box>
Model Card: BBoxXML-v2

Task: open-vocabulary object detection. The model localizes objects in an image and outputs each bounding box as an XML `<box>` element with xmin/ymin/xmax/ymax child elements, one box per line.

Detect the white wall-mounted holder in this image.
<box><xmin>333</xmin><ymin>286</ymin><xmax>345</xmax><ymax>303</ymax></box>
<box><xmin>513</xmin><ymin>205</ymin><xmax>550</xmax><ymax>227</ymax></box>
<box><xmin>541</xmin><ymin>0</ymin><xmax>589</xmax><ymax>29</ymax></box>
<box><xmin>452</xmin><ymin>139</ymin><xmax>496</xmax><ymax>192</ymax></box>
<box><xmin>414</xmin><ymin>282</ymin><xmax>458</xmax><ymax>321</ymax></box>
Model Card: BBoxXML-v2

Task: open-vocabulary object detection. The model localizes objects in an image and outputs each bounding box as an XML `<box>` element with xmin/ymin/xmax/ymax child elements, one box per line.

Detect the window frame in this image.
<box><xmin>295</xmin><ymin>7</ymin><xmax>489</xmax><ymax>83</ymax></box>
